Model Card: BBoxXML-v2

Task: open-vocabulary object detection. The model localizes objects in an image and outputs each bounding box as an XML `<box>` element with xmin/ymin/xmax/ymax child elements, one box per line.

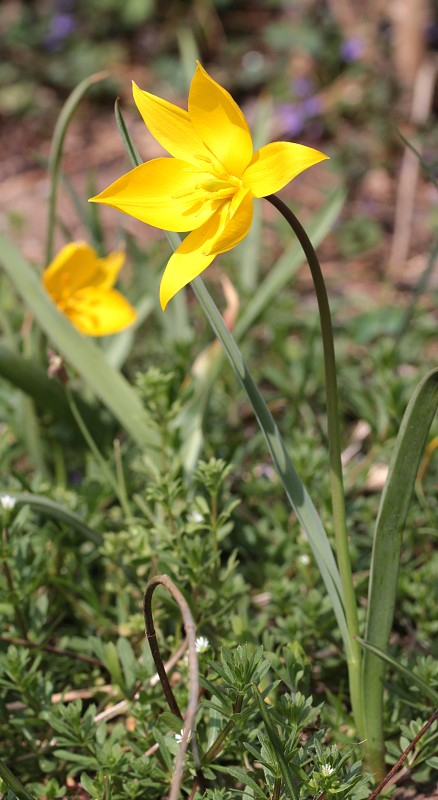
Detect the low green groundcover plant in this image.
<box><xmin>0</xmin><ymin>66</ymin><xmax>437</xmax><ymax>799</ymax></box>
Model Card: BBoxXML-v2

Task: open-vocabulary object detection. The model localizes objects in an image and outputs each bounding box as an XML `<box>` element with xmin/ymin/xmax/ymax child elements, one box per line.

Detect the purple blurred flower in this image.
<box><xmin>278</xmin><ymin>94</ymin><xmax>322</xmax><ymax>138</ymax></box>
<box><xmin>278</xmin><ymin>104</ymin><xmax>305</xmax><ymax>136</ymax></box>
<box><xmin>44</xmin><ymin>11</ymin><xmax>77</xmax><ymax>51</ymax></box>
<box><xmin>292</xmin><ymin>77</ymin><xmax>314</xmax><ymax>99</ymax></box>
<box><xmin>341</xmin><ymin>36</ymin><xmax>364</xmax><ymax>63</ymax></box>
<box><xmin>301</xmin><ymin>96</ymin><xmax>322</xmax><ymax>117</ymax></box>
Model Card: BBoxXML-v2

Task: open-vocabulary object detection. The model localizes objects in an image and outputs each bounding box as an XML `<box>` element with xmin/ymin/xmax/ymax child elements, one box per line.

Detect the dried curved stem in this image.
<box><xmin>143</xmin><ymin>574</ymin><xmax>205</xmax><ymax>798</ymax></box>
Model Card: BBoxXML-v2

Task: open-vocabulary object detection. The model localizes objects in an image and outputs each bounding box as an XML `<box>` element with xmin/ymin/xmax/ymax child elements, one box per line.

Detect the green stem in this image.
<box><xmin>203</xmin><ymin>695</ymin><xmax>243</xmax><ymax>763</ymax></box>
<box><xmin>266</xmin><ymin>194</ymin><xmax>364</xmax><ymax>737</ymax></box>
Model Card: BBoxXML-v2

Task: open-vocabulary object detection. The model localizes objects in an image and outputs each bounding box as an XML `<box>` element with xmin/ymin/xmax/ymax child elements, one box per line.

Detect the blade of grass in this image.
<box><xmin>363</xmin><ymin>366</ymin><xmax>438</xmax><ymax>778</ymax></box>
<box><xmin>10</xmin><ymin>493</ymin><xmax>103</xmax><ymax>545</ymax></box>
<box><xmin>114</xmin><ymin>97</ymin><xmax>143</xmax><ymax>168</ymax></box>
<box><xmin>396</xmin><ymin>128</ymin><xmax>438</xmax><ymax>189</ymax></box>
<box><xmin>0</xmin><ymin>234</ymin><xmax>159</xmax><ymax>454</ymax></box>
<box><xmin>357</xmin><ymin>638</ymin><xmax>438</xmax><ymax>705</ymax></box>
<box><xmin>46</xmin><ymin>71</ymin><xmax>109</xmax><ymax>265</ymax></box>
<box><xmin>0</xmin><ymin>757</ymin><xmax>37</xmax><ymax>800</ymax></box>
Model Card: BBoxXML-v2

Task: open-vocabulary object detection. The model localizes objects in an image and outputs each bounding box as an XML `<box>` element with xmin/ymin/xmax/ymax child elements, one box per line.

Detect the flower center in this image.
<box><xmin>172</xmin><ymin>162</ymin><xmax>243</xmax><ymax>205</ymax></box>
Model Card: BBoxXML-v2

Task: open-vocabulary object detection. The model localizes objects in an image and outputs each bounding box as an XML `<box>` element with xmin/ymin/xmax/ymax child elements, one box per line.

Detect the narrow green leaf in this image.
<box><xmin>152</xmin><ymin>727</ymin><xmax>174</xmax><ymax>772</ymax></box>
<box><xmin>0</xmin><ymin>758</ymin><xmax>37</xmax><ymax>800</ymax></box>
<box><xmin>363</xmin><ymin>367</ymin><xmax>438</xmax><ymax>774</ymax></box>
<box><xmin>254</xmin><ymin>686</ymin><xmax>298</xmax><ymax>800</ymax></box>
<box><xmin>357</xmin><ymin>638</ymin><xmax>438</xmax><ymax>705</ymax></box>
<box><xmin>9</xmin><ymin>493</ymin><xmax>103</xmax><ymax>546</ymax></box>
<box><xmin>192</xmin><ymin>276</ymin><xmax>349</xmax><ymax>653</ymax></box>
<box><xmin>115</xmin><ymin>97</ymin><xmax>142</xmax><ymax>168</ymax></box>
<box><xmin>0</xmin><ymin>233</ymin><xmax>159</xmax><ymax>453</ymax></box>
<box><xmin>396</xmin><ymin>128</ymin><xmax>438</xmax><ymax>189</ymax></box>
<box><xmin>46</xmin><ymin>71</ymin><xmax>109</xmax><ymax>264</ymax></box>
<box><xmin>214</xmin><ymin>765</ymin><xmax>269</xmax><ymax>799</ymax></box>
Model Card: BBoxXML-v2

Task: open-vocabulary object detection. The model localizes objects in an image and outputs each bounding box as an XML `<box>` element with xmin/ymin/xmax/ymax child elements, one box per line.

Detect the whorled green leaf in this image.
<box><xmin>363</xmin><ymin>367</ymin><xmax>438</xmax><ymax>777</ymax></box>
<box><xmin>254</xmin><ymin>685</ymin><xmax>298</xmax><ymax>800</ymax></box>
<box><xmin>0</xmin><ymin>234</ymin><xmax>159</xmax><ymax>453</ymax></box>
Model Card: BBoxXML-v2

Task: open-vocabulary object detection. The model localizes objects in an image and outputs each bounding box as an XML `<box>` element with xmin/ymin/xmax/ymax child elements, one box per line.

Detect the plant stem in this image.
<box><xmin>266</xmin><ymin>194</ymin><xmax>364</xmax><ymax>737</ymax></box>
<box><xmin>203</xmin><ymin>696</ymin><xmax>243</xmax><ymax>763</ymax></box>
<box><xmin>143</xmin><ymin>574</ymin><xmax>206</xmax><ymax>798</ymax></box>
<box><xmin>366</xmin><ymin>708</ymin><xmax>438</xmax><ymax>799</ymax></box>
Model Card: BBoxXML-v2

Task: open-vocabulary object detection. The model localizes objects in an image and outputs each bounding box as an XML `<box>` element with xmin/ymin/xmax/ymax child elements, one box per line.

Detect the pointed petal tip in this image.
<box><xmin>159</xmin><ymin>287</ymin><xmax>169</xmax><ymax>312</ymax></box>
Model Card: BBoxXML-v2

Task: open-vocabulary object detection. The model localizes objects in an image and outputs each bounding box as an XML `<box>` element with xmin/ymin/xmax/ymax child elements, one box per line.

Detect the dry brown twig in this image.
<box><xmin>143</xmin><ymin>574</ymin><xmax>206</xmax><ymax>799</ymax></box>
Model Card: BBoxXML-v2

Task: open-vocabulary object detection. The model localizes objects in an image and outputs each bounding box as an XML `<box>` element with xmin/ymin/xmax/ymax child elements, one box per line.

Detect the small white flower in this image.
<box><xmin>298</xmin><ymin>553</ymin><xmax>311</xmax><ymax>566</ymax></box>
<box><xmin>175</xmin><ymin>728</ymin><xmax>191</xmax><ymax>744</ymax></box>
<box><xmin>321</xmin><ymin>763</ymin><xmax>334</xmax><ymax>777</ymax></box>
<box><xmin>188</xmin><ymin>510</ymin><xmax>203</xmax><ymax>523</ymax></box>
<box><xmin>195</xmin><ymin>636</ymin><xmax>210</xmax><ymax>653</ymax></box>
<box><xmin>0</xmin><ymin>495</ymin><xmax>16</xmax><ymax>511</ymax></box>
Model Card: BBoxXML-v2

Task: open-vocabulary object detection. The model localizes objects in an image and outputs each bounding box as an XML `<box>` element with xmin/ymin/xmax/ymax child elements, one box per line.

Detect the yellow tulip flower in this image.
<box><xmin>43</xmin><ymin>242</ymin><xmax>136</xmax><ymax>336</ymax></box>
<box><xmin>90</xmin><ymin>63</ymin><xmax>327</xmax><ymax>310</ymax></box>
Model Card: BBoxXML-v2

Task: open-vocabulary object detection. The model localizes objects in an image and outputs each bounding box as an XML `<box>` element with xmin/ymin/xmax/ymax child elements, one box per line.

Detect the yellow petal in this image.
<box><xmin>90</xmin><ymin>158</ymin><xmax>220</xmax><ymax>232</ymax></box>
<box><xmin>160</xmin><ymin>190</ymin><xmax>253</xmax><ymax>309</ymax></box>
<box><xmin>43</xmin><ymin>242</ymin><xmax>124</xmax><ymax>300</ymax></box>
<box><xmin>203</xmin><ymin>188</ymin><xmax>253</xmax><ymax>256</ymax></box>
<box><xmin>62</xmin><ymin>288</ymin><xmax>137</xmax><ymax>336</ymax></box>
<box><xmin>188</xmin><ymin>63</ymin><xmax>253</xmax><ymax>177</ymax></box>
<box><xmin>243</xmin><ymin>141</ymin><xmax>329</xmax><ymax>198</ymax></box>
<box><xmin>92</xmin><ymin>250</ymin><xmax>126</xmax><ymax>290</ymax></box>
<box><xmin>132</xmin><ymin>81</ymin><xmax>209</xmax><ymax>164</ymax></box>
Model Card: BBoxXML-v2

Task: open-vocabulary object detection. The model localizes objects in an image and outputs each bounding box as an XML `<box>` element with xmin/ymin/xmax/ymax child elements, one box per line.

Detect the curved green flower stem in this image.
<box><xmin>266</xmin><ymin>194</ymin><xmax>363</xmax><ymax>738</ymax></box>
<box><xmin>143</xmin><ymin>575</ymin><xmax>206</xmax><ymax>798</ymax></box>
